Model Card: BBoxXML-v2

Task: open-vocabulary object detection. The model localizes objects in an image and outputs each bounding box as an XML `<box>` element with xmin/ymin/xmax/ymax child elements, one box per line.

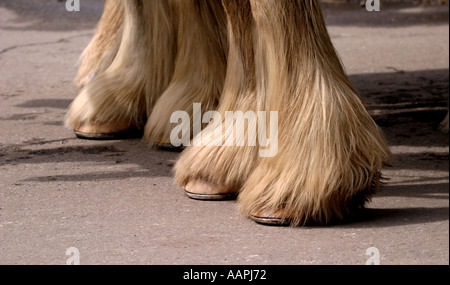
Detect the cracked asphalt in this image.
<box><xmin>0</xmin><ymin>0</ymin><xmax>448</xmax><ymax>265</ymax></box>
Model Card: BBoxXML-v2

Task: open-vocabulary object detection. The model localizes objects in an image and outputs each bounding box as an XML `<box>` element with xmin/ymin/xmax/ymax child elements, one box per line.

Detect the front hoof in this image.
<box><xmin>184</xmin><ymin>179</ymin><xmax>238</xmax><ymax>201</ymax></box>
<box><xmin>249</xmin><ymin>210</ymin><xmax>293</xmax><ymax>227</ymax></box>
<box><xmin>74</xmin><ymin>122</ymin><xmax>141</xmax><ymax>140</ymax></box>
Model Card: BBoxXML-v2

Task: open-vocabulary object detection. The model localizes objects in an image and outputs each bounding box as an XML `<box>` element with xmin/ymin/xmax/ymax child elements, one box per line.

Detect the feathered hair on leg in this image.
<box><xmin>173</xmin><ymin>0</ymin><xmax>261</xmax><ymax>192</ymax></box>
<box><xmin>66</xmin><ymin>0</ymin><xmax>177</xmax><ymax>132</ymax></box>
<box><xmin>75</xmin><ymin>0</ymin><xmax>124</xmax><ymax>87</ymax></box>
<box><xmin>238</xmin><ymin>0</ymin><xmax>392</xmax><ymax>226</ymax></box>
<box><xmin>144</xmin><ymin>0</ymin><xmax>228</xmax><ymax>146</ymax></box>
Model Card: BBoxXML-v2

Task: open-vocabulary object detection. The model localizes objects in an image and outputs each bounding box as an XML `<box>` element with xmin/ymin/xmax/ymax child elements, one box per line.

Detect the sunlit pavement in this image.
<box><xmin>0</xmin><ymin>0</ymin><xmax>448</xmax><ymax>265</ymax></box>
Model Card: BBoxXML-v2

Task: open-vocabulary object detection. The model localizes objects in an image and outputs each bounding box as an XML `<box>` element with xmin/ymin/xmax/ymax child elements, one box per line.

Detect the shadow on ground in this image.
<box><xmin>350</xmin><ymin>68</ymin><xmax>449</xmax><ymax>147</ymax></box>
<box><xmin>0</xmin><ymin>0</ymin><xmax>448</xmax><ymax>31</ymax></box>
<box><xmin>0</xmin><ymin>0</ymin><xmax>103</xmax><ymax>31</ymax></box>
<box><xmin>0</xmin><ymin>67</ymin><xmax>448</xmax><ymax>229</ymax></box>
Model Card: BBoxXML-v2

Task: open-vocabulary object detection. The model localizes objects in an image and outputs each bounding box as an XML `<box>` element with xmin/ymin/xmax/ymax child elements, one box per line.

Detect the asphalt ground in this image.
<box><xmin>0</xmin><ymin>0</ymin><xmax>448</xmax><ymax>265</ymax></box>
